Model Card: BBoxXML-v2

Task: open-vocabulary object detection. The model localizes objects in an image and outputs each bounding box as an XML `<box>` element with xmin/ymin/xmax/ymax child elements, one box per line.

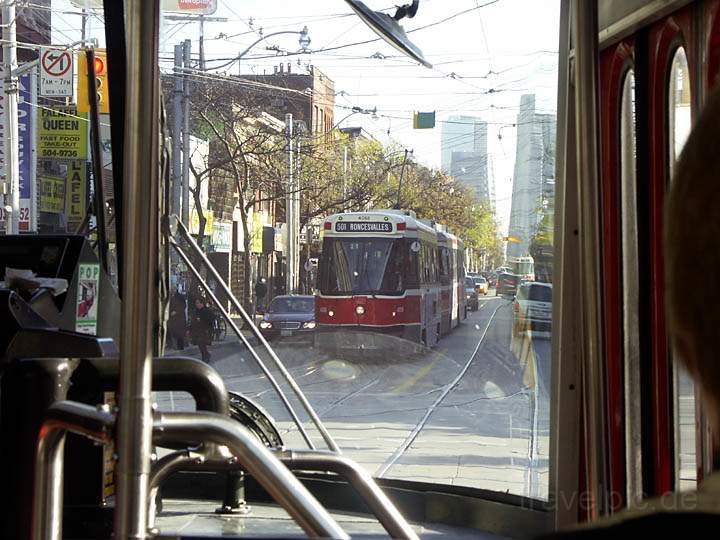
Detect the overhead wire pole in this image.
<box><xmin>2</xmin><ymin>0</ymin><xmax>20</xmax><ymax>234</ymax></box>
<box><xmin>172</xmin><ymin>44</ymin><xmax>183</xmax><ymax>222</ymax></box>
<box><xmin>181</xmin><ymin>39</ymin><xmax>191</xmax><ymax>228</ymax></box>
<box><xmin>199</xmin><ymin>15</ymin><xmax>206</xmax><ymax>71</ymax></box>
<box><xmin>285</xmin><ymin>113</ymin><xmax>295</xmax><ymax>295</ymax></box>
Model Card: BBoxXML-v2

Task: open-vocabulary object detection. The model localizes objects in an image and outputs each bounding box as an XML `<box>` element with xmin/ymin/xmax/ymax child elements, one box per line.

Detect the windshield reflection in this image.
<box><xmin>156</xmin><ymin>293</ymin><xmax>550</xmax><ymax>500</ymax></box>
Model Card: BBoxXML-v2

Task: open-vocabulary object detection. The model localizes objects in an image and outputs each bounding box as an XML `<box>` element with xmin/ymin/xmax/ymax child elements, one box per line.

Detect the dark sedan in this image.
<box><xmin>258</xmin><ymin>295</ymin><xmax>316</xmax><ymax>341</ymax></box>
<box><xmin>465</xmin><ymin>277</ymin><xmax>479</xmax><ymax>311</ymax></box>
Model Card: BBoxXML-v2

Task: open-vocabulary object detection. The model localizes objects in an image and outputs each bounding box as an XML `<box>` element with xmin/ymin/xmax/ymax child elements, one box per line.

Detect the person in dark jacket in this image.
<box><xmin>190</xmin><ymin>297</ymin><xmax>214</xmax><ymax>362</ymax></box>
<box><xmin>168</xmin><ymin>288</ymin><xmax>187</xmax><ymax>350</ymax></box>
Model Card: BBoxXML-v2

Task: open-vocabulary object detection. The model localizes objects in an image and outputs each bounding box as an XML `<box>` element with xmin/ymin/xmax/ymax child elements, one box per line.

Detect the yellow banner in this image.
<box><xmin>189</xmin><ymin>208</ymin><xmax>214</xmax><ymax>236</ymax></box>
<box><xmin>251</xmin><ymin>211</ymin><xmax>263</xmax><ymax>253</ymax></box>
<box><xmin>66</xmin><ymin>161</ymin><xmax>86</xmax><ymax>230</ymax></box>
<box><xmin>38</xmin><ymin>107</ymin><xmax>88</xmax><ymax>159</ymax></box>
<box><xmin>39</xmin><ymin>175</ymin><xmax>65</xmax><ymax>213</ymax></box>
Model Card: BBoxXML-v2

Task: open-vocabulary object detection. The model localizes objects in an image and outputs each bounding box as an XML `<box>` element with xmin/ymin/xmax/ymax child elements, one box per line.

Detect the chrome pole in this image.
<box><xmin>170</xmin><ymin>239</ymin><xmax>316</xmax><ymax>447</ymax></box>
<box><xmin>32</xmin><ymin>402</ymin><xmax>115</xmax><ymax>540</ymax></box>
<box><xmin>571</xmin><ymin>0</ymin><xmax>609</xmax><ymax>518</ymax></box>
<box><xmin>172</xmin><ymin>217</ymin><xmax>341</xmax><ymax>453</ymax></box>
<box><xmin>154</xmin><ymin>412</ymin><xmax>348</xmax><ymax>539</ymax></box>
<box><xmin>116</xmin><ymin>0</ymin><xmax>162</xmax><ymax>538</ymax></box>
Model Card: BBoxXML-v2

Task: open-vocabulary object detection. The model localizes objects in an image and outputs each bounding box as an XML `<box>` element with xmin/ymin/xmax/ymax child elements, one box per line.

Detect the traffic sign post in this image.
<box><xmin>39</xmin><ymin>47</ymin><xmax>73</xmax><ymax>97</ymax></box>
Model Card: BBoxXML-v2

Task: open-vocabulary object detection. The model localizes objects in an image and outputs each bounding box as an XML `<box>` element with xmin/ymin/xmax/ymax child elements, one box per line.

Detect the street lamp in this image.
<box><xmin>207</xmin><ymin>26</ymin><xmax>312</xmax><ymax>73</ymax></box>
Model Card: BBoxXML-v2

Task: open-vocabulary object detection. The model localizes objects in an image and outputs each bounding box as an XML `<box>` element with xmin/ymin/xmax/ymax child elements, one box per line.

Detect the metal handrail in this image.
<box><xmin>147</xmin><ymin>444</ymin><xmax>418</xmax><ymax>539</ymax></box>
<box><xmin>154</xmin><ymin>411</ymin><xmax>348</xmax><ymax>539</ymax></box>
<box><xmin>32</xmin><ymin>401</ymin><xmax>115</xmax><ymax>540</ymax></box>
<box><xmin>170</xmin><ymin>238</ymin><xmax>314</xmax><ymax>448</ymax></box>
<box><xmin>169</xmin><ymin>215</ymin><xmax>341</xmax><ymax>453</ymax></box>
<box><xmin>277</xmin><ymin>450</ymin><xmax>419</xmax><ymax>540</ymax></box>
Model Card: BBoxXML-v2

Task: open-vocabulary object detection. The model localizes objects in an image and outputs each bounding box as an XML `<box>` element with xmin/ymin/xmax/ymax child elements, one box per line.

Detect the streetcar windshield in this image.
<box><xmin>318</xmin><ymin>237</ymin><xmax>410</xmax><ymax>296</ymax></box>
<box><xmin>143</xmin><ymin>0</ymin><xmax>560</xmax><ymax>517</ymax></box>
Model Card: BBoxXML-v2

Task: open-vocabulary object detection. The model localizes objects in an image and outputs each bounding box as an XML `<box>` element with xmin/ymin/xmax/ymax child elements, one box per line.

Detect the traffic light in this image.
<box><xmin>413</xmin><ymin>111</ymin><xmax>435</xmax><ymax>129</ymax></box>
<box><xmin>77</xmin><ymin>49</ymin><xmax>109</xmax><ymax>114</ymax></box>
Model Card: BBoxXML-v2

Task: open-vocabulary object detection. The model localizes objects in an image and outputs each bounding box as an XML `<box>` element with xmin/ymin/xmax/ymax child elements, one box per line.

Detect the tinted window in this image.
<box><xmin>527</xmin><ymin>285</ymin><xmax>552</xmax><ymax>302</ymax></box>
<box><xmin>268</xmin><ymin>297</ymin><xmax>314</xmax><ymax>313</ymax></box>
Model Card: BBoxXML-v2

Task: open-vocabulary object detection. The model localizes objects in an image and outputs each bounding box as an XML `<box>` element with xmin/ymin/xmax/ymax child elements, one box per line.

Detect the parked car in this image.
<box><xmin>258</xmin><ymin>295</ymin><xmax>316</xmax><ymax>341</ymax></box>
<box><xmin>473</xmin><ymin>276</ymin><xmax>488</xmax><ymax>295</ymax></box>
<box><xmin>496</xmin><ymin>272</ymin><xmax>519</xmax><ymax>296</ymax></box>
<box><xmin>465</xmin><ymin>277</ymin><xmax>479</xmax><ymax>311</ymax></box>
<box><xmin>512</xmin><ymin>282</ymin><xmax>552</xmax><ymax>336</ymax></box>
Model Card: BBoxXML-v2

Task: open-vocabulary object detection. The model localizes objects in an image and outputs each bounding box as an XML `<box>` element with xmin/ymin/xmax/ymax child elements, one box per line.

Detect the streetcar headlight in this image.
<box><xmin>355</xmin><ymin>305</ymin><xmax>365</xmax><ymax>315</ymax></box>
<box><xmin>466</xmin><ymin>294</ymin><xmax>472</xmax><ymax>299</ymax></box>
<box><xmin>259</xmin><ymin>321</ymin><xmax>272</xmax><ymax>329</ymax></box>
<box><xmin>328</xmin><ymin>310</ymin><xmax>334</xmax><ymax>317</ymax></box>
<box><xmin>303</xmin><ymin>321</ymin><xmax>316</xmax><ymax>329</ymax></box>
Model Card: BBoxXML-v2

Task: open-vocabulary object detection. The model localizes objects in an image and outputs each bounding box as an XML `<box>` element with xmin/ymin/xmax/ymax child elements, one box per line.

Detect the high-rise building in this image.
<box><xmin>450</xmin><ymin>151</ymin><xmax>489</xmax><ymax>202</ymax></box>
<box><xmin>441</xmin><ymin>116</ymin><xmax>492</xmax><ymax>203</ymax></box>
<box><xmin>507</xmin><ymin>95</ymin><xmax>556</xmax><ymax>258</ymax></box>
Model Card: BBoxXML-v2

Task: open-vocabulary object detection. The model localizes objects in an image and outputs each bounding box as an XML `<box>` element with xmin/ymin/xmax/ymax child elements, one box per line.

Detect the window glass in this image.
<box><xmin>668</xmin><ymin>46</ymin><xmax>697</xmax><ymax>491</ymax></box>
<box><xmin>620</xmin><ymin>69</ymin><xmax>644</xmax><ymax>503</ymax></box>
<box><xmin>153</xmin><ymin>0</ymin><xmax>560</xmax><ymax>504</ymax></box>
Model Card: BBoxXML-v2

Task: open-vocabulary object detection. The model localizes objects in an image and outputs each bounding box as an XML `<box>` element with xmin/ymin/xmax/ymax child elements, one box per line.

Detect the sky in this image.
<box><xmin>52</xmin><ymin>0</ymin><xmax>561</xmax><ymax>232</ymax></box>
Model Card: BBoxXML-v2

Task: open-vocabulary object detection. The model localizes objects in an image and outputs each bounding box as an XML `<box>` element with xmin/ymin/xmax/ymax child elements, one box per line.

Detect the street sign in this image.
<box><xmin>0</xmin><ymin>73</ymin><xmax>35</xmax><ymax>232</ymax></box>
<box><xmin>38</xmin><ymin>107</ymin><xmax>88</xmax><ymax>159</ymax></box>
<box><xmin>66</xmin><ymin>161</ymin><xmax>87</xmax><ymax>231</ymax></box>
<box><xmin>39</xmin><ymin>47</ymin><xmax>73</xmax><ymax>97</ymax></box>
<box><xmin>39</xmin><ymin>175</ymin><xmax>65</xmax><ymax>213</ymax></box>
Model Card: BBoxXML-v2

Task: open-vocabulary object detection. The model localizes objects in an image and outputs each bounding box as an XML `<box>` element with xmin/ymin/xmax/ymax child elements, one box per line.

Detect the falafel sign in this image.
<box><xmin>38</xmin><ymin>107</ymin><xmax>88</xmax><ymax>159</ymax></box>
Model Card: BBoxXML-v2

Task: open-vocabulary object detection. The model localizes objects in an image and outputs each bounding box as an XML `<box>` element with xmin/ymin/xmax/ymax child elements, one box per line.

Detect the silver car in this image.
<box><xmin>512</xmin><ymin>282</ymin><xmax>552</xmax><ymax>336</ymax></box>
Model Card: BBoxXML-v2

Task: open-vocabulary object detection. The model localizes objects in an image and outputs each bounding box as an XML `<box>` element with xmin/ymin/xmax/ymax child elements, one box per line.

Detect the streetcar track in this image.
<box><xmin>281</xmin><ymin>375</ymin><xmax>384</xmax><ymax>435</ymax></box>
<box><xmin>375</xmin><ymin>301</ymin><xmax>506</xmax><ymax>478</ymax></box>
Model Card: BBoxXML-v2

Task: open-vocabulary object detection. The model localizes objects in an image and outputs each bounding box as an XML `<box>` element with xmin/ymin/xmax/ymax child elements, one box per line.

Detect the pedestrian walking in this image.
<box><xmin>190</xmin><ymin>297</ymin><xmax>214</xmax><ymax>362</ymax></box>
<box><xmin>168</xmin><ymin>287</ymin><xmax>187</xmax><ymax>350</ymax></box>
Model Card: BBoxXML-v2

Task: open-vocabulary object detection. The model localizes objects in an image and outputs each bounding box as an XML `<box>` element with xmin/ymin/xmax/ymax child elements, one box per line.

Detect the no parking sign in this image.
<box><xmin>39</xmin><ymin>47</ymin><xmax>73</xmax><ymax>97</ymax></box>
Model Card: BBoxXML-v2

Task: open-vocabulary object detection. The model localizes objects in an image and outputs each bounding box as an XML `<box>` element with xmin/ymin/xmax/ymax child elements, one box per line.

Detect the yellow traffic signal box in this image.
<box><xmin>77</xmin><ymin>49</ymin><xmax>109</xmax><ymax>114</ymax></box>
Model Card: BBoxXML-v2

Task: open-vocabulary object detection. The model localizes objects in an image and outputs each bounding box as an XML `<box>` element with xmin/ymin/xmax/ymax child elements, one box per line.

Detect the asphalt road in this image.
<box><xmin>156</xmin><ymin>292</ymin><xmax>553</xmax><ymax>500</ymax></box>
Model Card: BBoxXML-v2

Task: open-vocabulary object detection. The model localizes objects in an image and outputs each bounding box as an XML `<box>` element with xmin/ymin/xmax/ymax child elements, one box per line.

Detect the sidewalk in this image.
<box><xmin>164</xmin><ymin>317</ymin><xmax>259</xmax><ymax>357</ymax></box>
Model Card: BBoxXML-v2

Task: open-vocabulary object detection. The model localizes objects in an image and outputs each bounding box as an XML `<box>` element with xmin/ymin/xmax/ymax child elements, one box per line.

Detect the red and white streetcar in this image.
<box><xmin>436</xmin><ymin>227</ymin><xmax>467</xmax><ymax>335</ymax></box>
<box><xmin>315</xmin><ymin>209</ymin><xmax>466</xmax><ymax>352</ymax></box>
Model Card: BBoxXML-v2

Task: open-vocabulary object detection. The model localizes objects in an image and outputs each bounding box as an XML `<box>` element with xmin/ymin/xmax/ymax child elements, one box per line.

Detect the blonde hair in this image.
<box><xmin>665</xmin><ymin>89</ymin><xmax>720</xmax><ymax>423</ymax></box>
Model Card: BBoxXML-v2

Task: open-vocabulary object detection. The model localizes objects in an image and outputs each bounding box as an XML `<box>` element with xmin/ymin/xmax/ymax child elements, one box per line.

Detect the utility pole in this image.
<box><xmin>342</xmin><ymin>145</ymin><xmax>348</xmax><ymax>201</ymax></box>
<box><xmin>2</xmin><ymin>0</ymin><xmax>19</xmax><ymax>234</ymax></box>
<box><xmin>393</xmin><ymin>149</ymin><xmax>410</xmax><ymax>210</ymax></box>
<box><xmin>172</xmin><ymin>44</ymin><xmax>183</xmax><ymax>220</ymax></box>
<box><xmin>181</xmin><ymin>39</ymin><xmax>191</xmax><ymax>228</ymax></box>
<box><xmin>199</xmin><ymin>15</ymin><xmax>206</xmax><ymax>71</ymax></box>
<box><xmin>285</xmin><ymin>113</ymin><xmax>295</xmax><ymax>295</ymax></box>
<box><xmin>80</xmin><ymin>8</ymin><xmax>87</xmax><ymax>44</ymax></box>
<box><xmin>295</xmin><ymin>135</ymin><xmax>303</xmax><ymax>293</ymax></box>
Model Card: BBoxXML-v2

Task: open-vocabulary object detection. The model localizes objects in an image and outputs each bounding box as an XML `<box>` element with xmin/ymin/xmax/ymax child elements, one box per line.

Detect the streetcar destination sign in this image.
<box><xmin>335</xmin><ymin>221</ymin><xmax>393</xmax><ymax>232</ymax></box>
